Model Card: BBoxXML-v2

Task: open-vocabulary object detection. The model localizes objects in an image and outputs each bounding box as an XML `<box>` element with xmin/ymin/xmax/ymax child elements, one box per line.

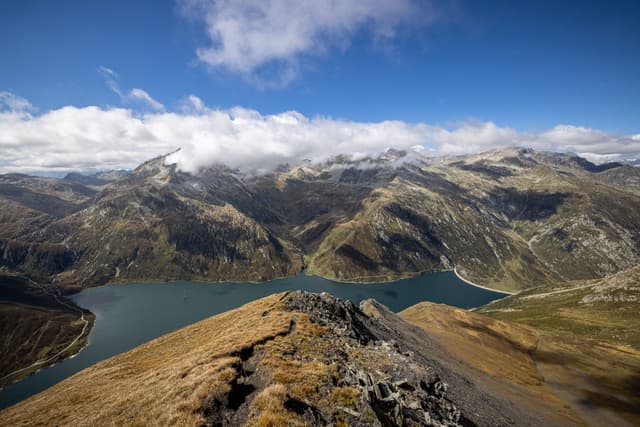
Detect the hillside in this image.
<box><xmin>4</xmin><ymin>291</ymin><xmax>631</xmax><ymax>426</ymax></box>
<box><xmin>0</xmin><ymin>275</ymin><xmax>94</xmax><ymax>386</ymax></box>
<box><xmin>0</xmin><ymin>148</ymin><xmax>639</xmax><ymax>292</ymax></box>
<box><xmin>33</xmin><ymin>158</ymin><xmax>302</xmax><ymax>289</ymax></box>
<box><xmin>401</xmin><ymin>302</ymin><xmax>640</xmax><ymax>427</ymax></box>
<box><xmin>478</xmin><ymin>265</ymin><xmax>640</xmax><ymax>346</ymax></box>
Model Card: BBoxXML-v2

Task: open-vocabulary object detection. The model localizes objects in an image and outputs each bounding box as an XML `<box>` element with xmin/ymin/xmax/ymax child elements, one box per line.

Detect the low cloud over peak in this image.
<box><xmin>0</xmin><ymin>91</ymin><xmax>638</xmax><ymax>174</ymax></box>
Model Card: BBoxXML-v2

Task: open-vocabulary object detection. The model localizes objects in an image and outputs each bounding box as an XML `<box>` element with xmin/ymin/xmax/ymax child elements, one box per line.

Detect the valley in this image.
<box><xmin>0</xmin><ymin>271</ymin><xmax>505</xmax><ymax>409</ymax></box>
<box><xmin>3</xmin><ymin>2</ymin><xmax>639</xmax><ymax>424</ymax></box>
<box><xmin>1</xmin><ymin>148</ymin><xmax>638</xmax><ymax>425</ymax></box>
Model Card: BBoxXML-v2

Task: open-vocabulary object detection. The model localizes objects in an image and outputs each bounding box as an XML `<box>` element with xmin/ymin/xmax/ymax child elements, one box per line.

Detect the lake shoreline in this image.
<box><xmin>453</xmin><ymin>267</ymin><xmax>515</xmax><ymax>296</ymax></box>
<box><xmin>102</xmin><ymin>269</ymin><xmax>452</xmax><ymax>287</ymax></box>
<box><xmin>2</xmin><ymin>268</ymin><xmax>510</xmax><ymax>389</ymax></box>
<box><xmin>98</xmin><ymin>267</ymin><xmax>514</xmax><ymax>291</ymax></box>
<box><xmin>1</xmin><ymin>270</ymin><xmax>505</xmax><ymax>410</ymax></box>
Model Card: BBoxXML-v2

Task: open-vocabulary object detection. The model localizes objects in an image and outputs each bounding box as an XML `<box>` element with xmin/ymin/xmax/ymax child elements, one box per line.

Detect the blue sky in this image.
<box><xmin>1</xmin><ymin>0</ymin><xmax>639</xmax><ymax>173</ymax></box>
<box><xmin>2</xmin><ymin>0</ymin><xmax>639</xmax><ymax>132</ymax></box>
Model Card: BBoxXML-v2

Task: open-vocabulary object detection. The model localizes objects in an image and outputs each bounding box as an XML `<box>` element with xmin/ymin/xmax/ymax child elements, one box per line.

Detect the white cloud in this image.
<box><xmin>98</xmin><ymin>66</ymin><xmax>118</xmax><ymax>79</ymax></box>
<box><xmin>98</xmin><ymin>66</ymin><xmax>165</xmax><ymax>111</ymax></box>
<box><xmin>0</xmin><ymin>91</ymin><xmax>35</xmax><ymax>114</ymax></box>
<box><xmin>179</xmin><ymin>94</ymin><xmax>208</xmax><ymax>114</ymax></box>
<box><xmin>1</xmin><ymin>92</ymin><xmax>639</xmax><ymax>174</ymax></box>
<box><xmin>98</xmin><ymin>66</ymin><xmax>124</xmax><ymax>98</ymax></box>
<box><xmin>129</xmin><ymin>88</ymin><xmax>165</xmax><ymax>111</ymax></box>
<box><xmin>180</xmin><ymin>0</ymin><xmax>442</xmax><ymax>85</ymax></box>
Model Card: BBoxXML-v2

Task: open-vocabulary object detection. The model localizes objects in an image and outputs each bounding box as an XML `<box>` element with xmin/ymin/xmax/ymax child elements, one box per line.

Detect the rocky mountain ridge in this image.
<box><xmin>1</xmin><ymin>147</ymin><xmax>639</xmax><ymax>293</ymax></box>
<box><xmin>4</xmin><ymin>291</ymin><xmax>638</xmax><ymax>426</ymax></box>
<box><xmin>1</xmin><ymin>291</ymin><xmax>606</xmax><ymax>426</ymax></box>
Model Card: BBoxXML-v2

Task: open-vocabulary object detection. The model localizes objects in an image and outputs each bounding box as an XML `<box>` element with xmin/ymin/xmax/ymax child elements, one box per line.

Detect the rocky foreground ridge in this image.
<box><xmin>3</xmin><ymin>291</ymin><xmax>638</xmax><ymax>426</ymax></box>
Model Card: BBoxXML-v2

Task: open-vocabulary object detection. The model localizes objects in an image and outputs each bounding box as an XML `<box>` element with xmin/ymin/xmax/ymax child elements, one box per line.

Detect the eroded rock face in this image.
<box><xmin>283</xmin><ymin>292</ymin><xmax>464</xmax><ymax>425</ymax></box>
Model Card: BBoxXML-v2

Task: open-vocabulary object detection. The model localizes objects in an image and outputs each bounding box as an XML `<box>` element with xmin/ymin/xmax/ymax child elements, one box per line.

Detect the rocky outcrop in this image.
<box><xmin>280</xmin><ymin>292</ymin><xmax>557</xmax><ymax>426</ymax></box>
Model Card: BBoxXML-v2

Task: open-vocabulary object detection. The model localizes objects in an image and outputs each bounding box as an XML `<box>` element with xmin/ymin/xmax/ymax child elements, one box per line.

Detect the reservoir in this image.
<box><xmin>0</xmin><ymin>271</ymin><xmax>507</xmax><ymax>409</ymax></box>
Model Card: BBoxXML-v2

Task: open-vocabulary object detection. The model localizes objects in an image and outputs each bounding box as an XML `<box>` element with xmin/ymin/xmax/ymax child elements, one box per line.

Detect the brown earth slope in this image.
<box><xmin>0</xmin><ymin>291</ymin><xmax>601</xmax><ymax>427</ymax></box>
<box><xmin>401</xmin><ymin>302</ymin><xmax>640</xmax><ymax>427</ymax></box>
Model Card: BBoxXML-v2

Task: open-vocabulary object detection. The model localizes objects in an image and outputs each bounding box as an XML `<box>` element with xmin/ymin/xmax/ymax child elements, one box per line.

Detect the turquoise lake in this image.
<box><xmin>0</xmin><ymin>271</ymin><xmax>507</xmax><ymax>409</ymax></box>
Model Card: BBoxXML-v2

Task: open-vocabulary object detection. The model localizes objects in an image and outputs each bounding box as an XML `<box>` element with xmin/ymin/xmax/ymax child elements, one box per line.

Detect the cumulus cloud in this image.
<box><xmin>180</xmin><ymin>0</ymin><xmax>443</xmax><ymax>85</ymax></box>
<box><xmin>0</xmin><ymin>91</ymin><xmax>638</xmax><ymax>174</ymax></box>
<box><xmin>99</xmin><ymin>66</ymin><xmax>165</xmax><ymax>111</ymax></box>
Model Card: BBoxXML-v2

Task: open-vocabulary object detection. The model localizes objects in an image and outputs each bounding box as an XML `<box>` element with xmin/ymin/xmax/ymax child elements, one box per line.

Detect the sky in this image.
<box><xmin>1</xmin><ymin>0</ymin><xmax>639</xmax><ymax>174</ymax></box>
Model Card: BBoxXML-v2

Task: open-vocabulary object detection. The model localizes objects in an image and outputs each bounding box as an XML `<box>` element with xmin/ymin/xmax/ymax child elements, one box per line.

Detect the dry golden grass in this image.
<box><xmin>401</xmin><ymin>302</ymin><xmax>640</xmax><ymax>427</ymax></box>
<box><xmin>400</xmin><ymin>302</ymin><xmax>542</xmax><ymax>386</ymax></box>
<box><xmin>1</xmin><ymin>292</ymin><xmax>358</xmax><ymax>427</ymax></box>
<box><xmin>244</xmin><ymin>314</ymin><xmax>343</xmax><ymax>426</ymax></box>
<box><xmin>5</xmin><ymin>289</ymin><xmax>637</xmax><ymax>426</ymax></box>
<box><xmin>0</xmin><ymin>293</ymin><xmax>294</xmax><ymax>427</ymax></box>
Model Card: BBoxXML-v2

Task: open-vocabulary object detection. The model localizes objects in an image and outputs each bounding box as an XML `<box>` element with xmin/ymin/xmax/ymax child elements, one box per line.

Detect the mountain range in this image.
<box><xmin>1</xmin><ymin>147</ymin><xmax>639</xmax><ymax>424</ymax></box>
<box><xmin>2</xmin><ymin>147</ymin><xmax>639</xmax><ymax>294</ymax></box>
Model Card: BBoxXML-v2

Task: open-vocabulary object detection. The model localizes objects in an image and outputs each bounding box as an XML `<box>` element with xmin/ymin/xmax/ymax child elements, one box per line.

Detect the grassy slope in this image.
<box><xmin>0</xmin><ymin>304</ymin><xmax>90</xmax><ymax>386</ymax></box>
<box><xmin>1</xmin><ymin>294</ymin><xmax>378</xmax><ymax>426</ymax></box>
<box><xmin>400</xmin><ymin>302</ymin><xmax>640</xmax><ymax>427</ymax></box>
<box><xmin>306</xmin><ymin>151</ymin><xmax>640</xmax><ymax>292</ymax></box>
<box><xmin>478</xmin><ymin>265</ymin><xmax>640</xmax><ymax>346</ymax></box>
<box><xmin>0</xmin><ymin>294</ymin><xmax>295</xmax><ymax>426</ymax></box>
<box><xmin>1</xmin><ymin>292</ymin><xmax>587</xmax><ymax>427</ymax></box>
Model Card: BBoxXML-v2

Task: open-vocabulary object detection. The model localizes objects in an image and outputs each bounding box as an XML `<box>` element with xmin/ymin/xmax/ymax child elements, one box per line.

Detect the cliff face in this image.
<box><xmin>2</xmin><ymin>291</ymin><xmax>627</xmax><ymax>427</ymax></box>
<box><xmin>1</xmin><ymin>148</ymin><xmax>639</xmax><ymax>291</ymax></box>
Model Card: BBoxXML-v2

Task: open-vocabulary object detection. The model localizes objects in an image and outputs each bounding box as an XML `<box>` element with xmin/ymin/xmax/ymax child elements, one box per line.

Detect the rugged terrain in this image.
<box><xmin>6</xmin><ymin>291</ymin><xmax>638</xmax><ymax>426</ymax></box>
<box><xmin>1</xmin><ymin>148</ymin><xmax>639</xmax><ymax>293</ymax></box>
